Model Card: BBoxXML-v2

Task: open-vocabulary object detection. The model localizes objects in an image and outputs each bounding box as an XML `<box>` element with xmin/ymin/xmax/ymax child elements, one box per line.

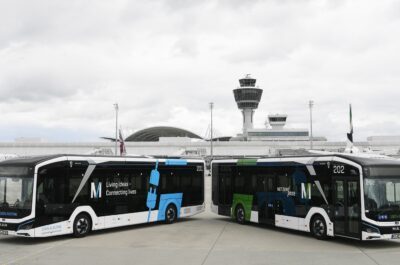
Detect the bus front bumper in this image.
<box><xmin>362</xmin><ymin>231</ymin><xmax>400</xmax><ymax>240</ymax></box>
<box><xmin>362</xmin><ymin>222</ymin><xmax>400</xmax><ymax>240</ymax></box>
<box><xmin>0</xmin><ymin>229</ymin><xmax>34</xmax><ymax>237</ymax></box>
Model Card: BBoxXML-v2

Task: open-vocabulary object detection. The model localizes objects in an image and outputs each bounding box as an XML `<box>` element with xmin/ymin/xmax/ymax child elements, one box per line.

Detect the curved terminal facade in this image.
<box><xmin>125</xmin><ymin>126</ymin><xmax>203</xmax><ymax>142</ymax></box>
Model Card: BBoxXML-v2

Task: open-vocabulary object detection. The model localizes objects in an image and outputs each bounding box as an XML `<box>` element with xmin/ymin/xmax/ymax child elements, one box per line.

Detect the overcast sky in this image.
<box><xmin>1</xmin><ymin>0</ymin><xmax>400</xmax><ymax>142</ymax></box>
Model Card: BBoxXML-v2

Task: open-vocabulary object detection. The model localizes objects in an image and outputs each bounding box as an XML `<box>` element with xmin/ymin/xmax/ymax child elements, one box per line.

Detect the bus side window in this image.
<box><xmin>134</xmin><ymin>171</ymin><xmax>143</xmax><ymax>193</ymax></box>
<box><xmin>0</xmin><ymin>179</ymin><xmax>4</xmax><ymax>203</ymax></box>
<box><xmin>68</xmin><ymin>164</ymin><xmax>89</xmax><ymax>203</ymax></box>
<box><xmin>180</xmin><ymin>168</ymin><xmax>192</xmax><ymax>191</ymax></box>
<box><xmin>255</xmin><ymin>174</ymin><xmax>265</xmax><ymax>192</ymax></box>
<box><xmin>37</xmin><ymin>162</ymin><xmax>68</xmax><ymax>205</ymax></box>
<box><xmin>36</xmin><ymin>181</ymin><xmax>44</xmax><ymax>203</ymax></box>
<box><xmin>267</xmin><ymin>176</ymin><xmax>275</xmax><ymax>192</ymax></box>
<box><xmin>160</xmin><ymin>173</ymin><xmax>168</xmax><ymax>192</ymax></box>
<box><xmin>180</xmin><ymin>168</ymin><xmax>192</xmax><ymax>205</ymax></box>
<box><xmin>192</xmin><ymin>169</ymin><xmax>204</xmax><ymax>204</ymax></box>
<box><xmin>212</xmin><ymin>164</ymin><xmax>219</xmax><ymax>205</ymax></box>
<box><xmin>277</xmin><ymin>170</ymin><xmax>293</xmax><ymax>189</ymax></box>
<box><xmin>159</xmin><ymin>167</ymin><xmax>179</xmax><ymax>193</ymax></box>
<box><xmin>235</xmin><ymin>170</ymin><xmax>245</xmax><ymax>194</ymax></box>
<box><xmin>312</xmin><ymin>164</ymin><xmax>332</xmax><ymax>205</ymax></box>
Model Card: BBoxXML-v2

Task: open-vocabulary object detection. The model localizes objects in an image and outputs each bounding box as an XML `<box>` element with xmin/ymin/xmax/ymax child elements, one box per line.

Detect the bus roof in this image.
<box><xmin>211</xmin><ymin>154</ymin><xmax>400</xmax><ymax>167</ymax></box>
<box><xmin>337</xmin><ymin>154</ymin><xmax>400</xmax><ymax>167</ymax></box>
<box><xmin>0</xmin><ymin>154</ymin><xmax>204</xmax><ymax>167</ymax></box>
<box><xmin>0</xmin><ymin>154</ymin><xmax>61</xmax><ymax>166</ymax></box>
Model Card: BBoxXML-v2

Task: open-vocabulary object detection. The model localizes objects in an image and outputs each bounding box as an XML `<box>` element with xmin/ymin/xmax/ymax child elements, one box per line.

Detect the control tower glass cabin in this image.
<box><xmin>233</xmin><ymin>75</ymin><xmax>263</xmax><ymax>136</ymax></box>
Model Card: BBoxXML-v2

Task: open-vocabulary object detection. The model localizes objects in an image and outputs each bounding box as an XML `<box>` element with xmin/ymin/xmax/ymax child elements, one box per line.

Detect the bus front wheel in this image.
<box><xmin>165</xmin><ymin>204</ymin><xmax>177</xmax><ymax>224</ymax></box>
<box><xmin>73</xmin><ymin>213</ymin><xmax>92</xmax><ymax>238</ymax></box>
<box><xmin>235</xmin><ymin>205</ymin><xmax>246</xmax><ymax>225</ymax></box>
<box><xmin>311</xmin><ymin>215</ymin><xmax>327</xmax><ymax>240</ymax></box>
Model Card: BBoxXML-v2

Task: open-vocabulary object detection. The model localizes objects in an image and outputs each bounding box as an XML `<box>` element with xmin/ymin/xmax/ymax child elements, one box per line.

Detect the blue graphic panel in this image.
<box><xmin>255</xmin><ymin>166</ymin><xmax>311</xmax><ymax>217</ymax></box>
<box><xmin>256</xmin><ymin>192</ymin><xmax>296</xmax><ymax>216</ymax></box>
<box><xmin>146</xmin><ymin>190</ymin><xmax>157</xmax><ymax>210</ymax></box>
<box><xmin>165</xmin><ymin>159</ymin><xmax>187</xmax><ymax>166</ymax></box>
<box><xmin>146</xmin><ymin>161</ymin><xmax>160</xmax><ymax>222</ymax></box>
<box><xmin>157</xmin><ymin>193</ymin><xmax>183</xmax><ymax>221</ymax></box>
<box><xmin>149</xmin><ymin>166</ymin><xmax>160</xmax><ymax>186</ymax></box>
<box><xmin>292</xmin><ymin>167</ymin><xmax>310</xmax><ymax>205</ymax></box>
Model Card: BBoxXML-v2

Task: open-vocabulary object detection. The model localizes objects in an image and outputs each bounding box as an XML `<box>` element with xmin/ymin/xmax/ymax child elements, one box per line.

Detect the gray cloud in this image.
<box><xmin>0</xmin><ymin>0</ymin><xmax>399</xmax><ymax>142</ymax></box>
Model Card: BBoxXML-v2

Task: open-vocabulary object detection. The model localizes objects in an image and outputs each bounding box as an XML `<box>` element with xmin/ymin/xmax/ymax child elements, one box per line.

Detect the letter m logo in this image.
<box><xmin>91</xmin><ymin>182</ymin><xmax>102</xmax><ymax>199</ymax></box>
<box><xmin>301</xmin><ymin>183</ymin><xmax>311</xmax><ymax>200</ymax></box>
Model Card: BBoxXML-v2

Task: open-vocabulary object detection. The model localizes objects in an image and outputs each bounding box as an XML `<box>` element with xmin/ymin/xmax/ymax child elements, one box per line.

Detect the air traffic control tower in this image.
<box><xmin>233</xmin><ymin>74</ymin><xmax>263</xmax><ymax>136</ymax></box>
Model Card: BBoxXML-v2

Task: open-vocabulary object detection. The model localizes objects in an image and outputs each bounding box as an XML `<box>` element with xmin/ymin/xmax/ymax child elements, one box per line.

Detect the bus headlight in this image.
<box><xmin>18</xmin><ymin>221</ymin><xmax>34</xmax><ymax>230</ymax></box>
<box><xmin>365</xmin><ymin>225</ymin><xmax>380</xmax><ymax>234</ymax></box>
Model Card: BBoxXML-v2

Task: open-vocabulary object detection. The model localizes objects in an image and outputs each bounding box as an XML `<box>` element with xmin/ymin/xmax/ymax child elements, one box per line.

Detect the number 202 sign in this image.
<box><xmin>333</xmin><ymin>165</ymin><xmax>345</xmax><ymax>174</ymax></box>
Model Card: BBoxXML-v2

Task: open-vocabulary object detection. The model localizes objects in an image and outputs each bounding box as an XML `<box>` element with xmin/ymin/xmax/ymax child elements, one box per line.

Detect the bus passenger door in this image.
<box><xmin>266</xmin><ymin>176</ymin><xmax>277</xmax><ymax>224</ymax></box>
<box><xmin>259</xmin><ymin>175</ymin><xmax>275</xmax><ymax>225</ymax></box>
<box><xmin>218</xmin><ymin>171</ymin><xmax>232</xmax><ymax>216</ymax></box>
<box><xmin>333</xmin><ymin>178</ymin><xmax>360</xmax><ymax>239</ymax></box>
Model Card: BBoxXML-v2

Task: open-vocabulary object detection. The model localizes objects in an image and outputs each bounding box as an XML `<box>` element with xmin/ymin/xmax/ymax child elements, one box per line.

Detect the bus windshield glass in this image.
<box><xmin>364</xmin><ymin>166</ymin><xmax>400</xmax><ymax>221</ymax></box>
<box><xmin>0</xmin><ymin>166</ymin><xmax>34</xmax><ymax>218</ymax></box>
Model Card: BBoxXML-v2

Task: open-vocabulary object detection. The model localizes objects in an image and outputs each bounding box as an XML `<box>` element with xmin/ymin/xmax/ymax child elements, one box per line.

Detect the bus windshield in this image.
<box><xmin>0</xmin><ymin>166</ymin><xmax>34</xmax><ymax>218</ymax></box>
<box><xmin>364</xmin><ymin>166</ymin><xmax>400</xmax><ymax>221</ymax></box>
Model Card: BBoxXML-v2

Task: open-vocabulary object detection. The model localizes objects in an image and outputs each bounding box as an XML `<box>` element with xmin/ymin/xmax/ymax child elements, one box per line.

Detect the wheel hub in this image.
<box><xmin>238</xmin><ymin>208</ymin><xmax>244</xmax><ymax>221</ymax></box>
<box><xmin>77</xmin><ymin>218</ymin><xmax>88</xmax><ymax>234</ymax></box>
<box><xmin>313</xmin><ymin>220</ymin><xmax>325</xmax><ymax>236</ymax></box>
<box><xmin>167</xmin><ymin>208</ymin><xmax>175</xmax><ymax>220</ymax></box>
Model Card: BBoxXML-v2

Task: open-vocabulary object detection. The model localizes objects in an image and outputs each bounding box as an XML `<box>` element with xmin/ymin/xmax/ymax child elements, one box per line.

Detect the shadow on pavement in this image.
<box><xmin>213</xmin><ymin>216</ymin><xmax>400</xmax><ymax>250</ymax></box>
<box><xmin>91</xmin><ymin>217</ymin><xmax>198</xmax><ymax>236</ymax></box>
<box><xmin>0</xmin><ymin>217</ymin><xmax>198</xmax><ymax>245</ymax></box>
<box><xmin>0</xmin><ymin>234</ymin><xmax>70</xmax><ymax>245</ymax></box>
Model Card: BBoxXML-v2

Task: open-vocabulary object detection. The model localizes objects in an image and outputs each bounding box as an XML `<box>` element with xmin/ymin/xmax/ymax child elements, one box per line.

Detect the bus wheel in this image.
<box><xmin>165</xmin><ymin>204</ymin><xmax>177</xmax><ymax>224</ymax></box>
<box><xmin>311</xmin><ymin>215</ymin><xmax>327</xmax><ymax>240</ymax></box>
<box><xmin>235</xmin><ymin>205</ymin><xmax>246</xmax><ymax>224</ymax></box>
<box><xmin>73</xmin><ymin>213</ymin><xmax>92</xmax><ymax>238</ymax></box>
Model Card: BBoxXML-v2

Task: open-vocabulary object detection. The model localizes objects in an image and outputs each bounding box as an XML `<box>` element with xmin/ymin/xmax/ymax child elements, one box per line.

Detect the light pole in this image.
<box><xmin>210</xmin><ymin>102</ymin><xmax>214</xmax><ymax>160</ymax></box>
<box><xmin>309</xmin><ymin>100</ymin><xmax>314</xmax><ymax>150</ymax></box>
<box><xmin>114</xmin><ymin>103</ymin><xmax>119</xmax><ymax>156</ymax></box>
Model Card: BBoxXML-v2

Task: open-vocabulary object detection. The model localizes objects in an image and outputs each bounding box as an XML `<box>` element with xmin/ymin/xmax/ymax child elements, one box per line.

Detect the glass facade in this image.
<box><xmin>233</xmin><ymin>88</ymin><xmax>263</xmax><ymax>109</ymax></box>
<box><xmin>248</xmin><ymin>131</ymin><xmax>309</xmax><ymax>137</ymax></box>
<box><xmin>269</xmin><ymin>117</ymin><xmax>287</xmax><ymax>122</ymax></box>
<box><xmin>239</xmin><ymin>77</ymin><xmax>256</xmax><ymax>87</ymax></box>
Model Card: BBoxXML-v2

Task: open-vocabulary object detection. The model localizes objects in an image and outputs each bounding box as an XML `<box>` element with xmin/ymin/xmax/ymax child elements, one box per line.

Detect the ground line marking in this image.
<box><xmin>201</xmin><ymin>221</ymin><xmax>229</xmax><ymax>265</ymax></box>
<box><xmin>357</xmin><ymin>246</ymin><xmax>380</xmax><ymax>265</ymax></box>
<box><xmin>3</xmin><ymin>239</ymin><xmax>73</xmax><ymax>265</ymax></box>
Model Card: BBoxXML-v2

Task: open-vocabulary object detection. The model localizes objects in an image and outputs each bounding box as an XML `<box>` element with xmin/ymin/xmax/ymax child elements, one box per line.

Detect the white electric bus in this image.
<box><xmin>211</xmin><ymin>154</ymin><xmax>400</xmax><ymax>240</ymax></box>
<box><xmin>0</xmin><ymin>155</ymin><xmax>205</xmax><ymax>237</ymax></box>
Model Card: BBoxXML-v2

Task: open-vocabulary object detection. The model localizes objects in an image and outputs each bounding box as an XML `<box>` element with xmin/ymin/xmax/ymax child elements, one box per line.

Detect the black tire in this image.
<box><xmin>165</xmin><ymin>204</ymin><xmax>177</xmax><ymax>224</ymax></box>
<box><xmin>73</xmin><ymin>213</ymin><xmax>92</xmax><ymax>238</ymax></box>
<box><xmin>311</xmin><ymin>215</ymin><xmax>327</xmax><ymax>240</ymax></box>
<box><xmin>235</xmin><ymin>205</ymin><xmax>246</xmax><ymax>225</ymax></box>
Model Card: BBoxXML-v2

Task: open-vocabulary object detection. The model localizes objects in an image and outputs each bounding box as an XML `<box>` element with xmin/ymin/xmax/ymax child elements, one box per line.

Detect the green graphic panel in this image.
<box><xmin>237</xmin><ymin>159</ymin><xmax>257</xmax><ymax>166</ymax></box>
<box><xmin>232</xmin><ymin>193</ymin><xmax>253</xmax><ymax>221</ymax></box>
